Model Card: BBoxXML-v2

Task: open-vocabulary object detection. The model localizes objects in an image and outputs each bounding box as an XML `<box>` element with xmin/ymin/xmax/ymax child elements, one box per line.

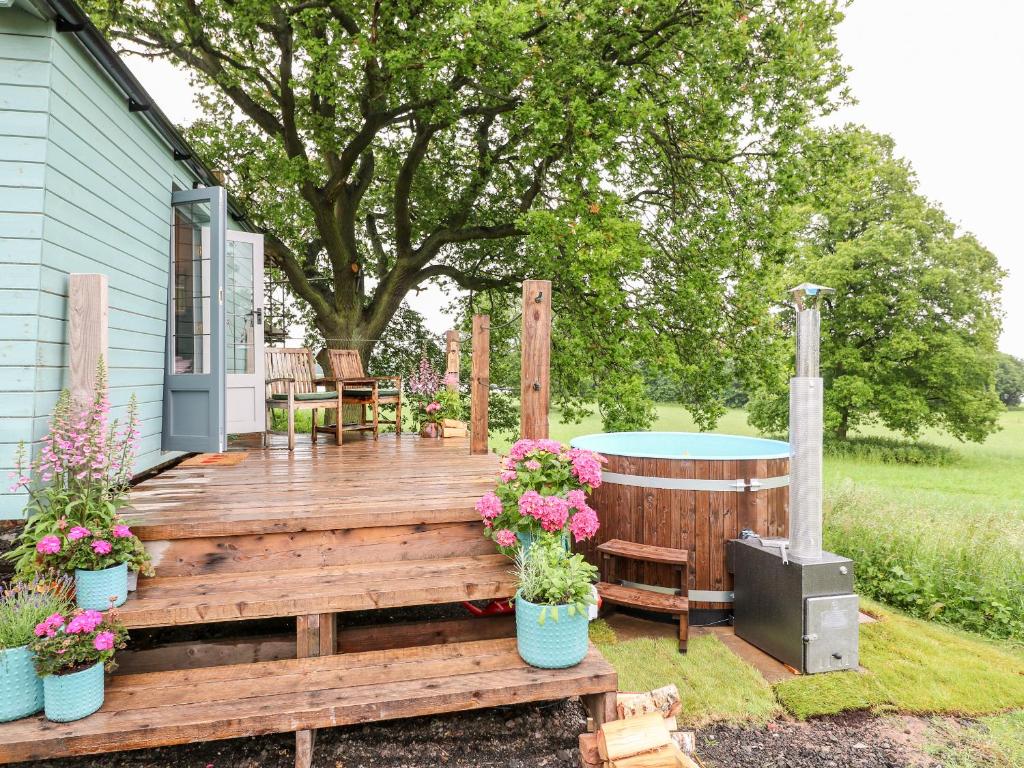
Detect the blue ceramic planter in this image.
<box><xmin>515</xmin><ymin>595</ymin><xmax>589</xmax><ymax>669</ymax></box>
<box><xmin>515</xmin><ymin>531</ymin><xmax>569</xmax><ymax>553</ymax></box>
<box><xmin>43</xmin><ymin>662</ymin><xmax>105</xmax><ymax>722</ymax></box>
<box><xmin>0</xmin><ymin>645</ymin><xmax>44</xmax><ymax>722</ymax></box>
<box><xmin>75</xmin><ymin>563</ymin><xmax>127</xmax><ymax>610</ymax></box>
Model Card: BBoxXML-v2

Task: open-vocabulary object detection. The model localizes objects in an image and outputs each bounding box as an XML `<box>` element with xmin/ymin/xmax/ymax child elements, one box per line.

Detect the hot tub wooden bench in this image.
<box><xmin>0</xmin><ymin>438</ymin><xmax>618</xmax><ymax>767</ymax></box>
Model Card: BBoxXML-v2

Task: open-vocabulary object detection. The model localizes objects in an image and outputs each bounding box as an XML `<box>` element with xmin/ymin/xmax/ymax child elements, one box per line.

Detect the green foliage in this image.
<box><xmin>86</xmin><ymin>0</ymin><xmax>848</xmax><ymax>433</ymax></box>
<box><xmin>0</xmin><ymin>576</ymin><xmax>74</xmax><ymax>650</ymax></box>
<box><xmin>996</xmin><ymin>352</ymin><xmax>1024</xmax><ymax>407</ymax></box>
<box><xmin>749</xmin><ymin>127</ymin><xmax>1005</xmax><ymax>443</ymax></box>
<box><xmin>775</xmin><ymin>598</ymin><xmax>1024</xmax><ymax>718</ymax></box>
<box><xmin>37</xmin><ymin>523</ymin><xmax>150</xmax><ymax>575</ymax></box>
<box><xmin>514</xmin><ymin>536</ymin><xmax>597</xmax><ymax>623</ymax></box>
<box><xmin>822</xmin><ymin>435</ymin><xmax>956</xmax><ymax>466</ymax></box>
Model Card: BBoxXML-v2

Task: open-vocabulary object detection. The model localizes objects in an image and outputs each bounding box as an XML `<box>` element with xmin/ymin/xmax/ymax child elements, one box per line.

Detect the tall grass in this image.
<box><xmin>825</xmin><ymin>483</ymin><xmax>1024</xmax><ymax>641</ymax></box>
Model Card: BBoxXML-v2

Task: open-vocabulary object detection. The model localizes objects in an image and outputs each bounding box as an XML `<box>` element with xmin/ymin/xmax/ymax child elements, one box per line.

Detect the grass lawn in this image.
<box><xmin>591</xmin><ymin>598</ymin><xmax>1024</xmax><ymax>729</ymax></box>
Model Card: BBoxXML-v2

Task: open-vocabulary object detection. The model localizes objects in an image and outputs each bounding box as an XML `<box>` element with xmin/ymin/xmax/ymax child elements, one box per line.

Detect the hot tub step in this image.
<box><xmin>597</xmin><ymin>582</ymin><xmax>689</xmax><ymax>614</ymax></box>
<box><xmin>598</xmin><ymin>539</ymin><xmax>689</xmax><ymax>565</ymax></box>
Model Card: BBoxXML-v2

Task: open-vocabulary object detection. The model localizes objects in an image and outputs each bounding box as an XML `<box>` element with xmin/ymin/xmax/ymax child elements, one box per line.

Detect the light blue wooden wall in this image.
<box><xmin>0</xmin><ymin>6</ymin><xmax>217</xmax><ymax>518</ymax></box>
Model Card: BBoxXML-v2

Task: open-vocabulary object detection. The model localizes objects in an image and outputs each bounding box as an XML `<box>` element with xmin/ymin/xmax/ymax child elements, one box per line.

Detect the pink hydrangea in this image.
<box><xmin>567</xmin><ymin>489</ymin><xmax>588</xmax><ymax>510</ymax></box>
<box><xmin>111</xmin><ymin>524</ymin><xmax>132</xmax><ymax>538</ymax></box>
<box><xmin>569</xmin><ymin>506</ymin><xmax>600</xmax><ymax>542</ymax></box>
<box><xmin>93</xmin><ymin>631</ymin><xmax>115</xmax><ymax>651</ymax></box>
<box><xmin>499</xmin><ymin>470</ymin><xmax>517</xmax><ymax>483</ymax></box>
<box><xmin>425</xmin><ymin>401</ymin><xmax>441</xmax><ymax>413</ymax></box>
<box><xmin>66</xmin><ymin>610</ymin><xmax>103</xmax><ymax>635</ymax></box>
<box><xmin>534</xmin><ymin>439</ymin><xmax>564</xmax><ymax>454</ymax></box>
<box><xmin>507</xmin><ymin>439</ymin><xmax>536</xmax><ymax>462</ymax></box>
<box><xmin>67</xmin><ymin>526</ymin><xmax>91</xmax><ymax>541</ymax></box>
<box><xmin>493</xmin><ymin>529</ymin><xmax>517</xmax><ymax>548</ymax></box>
<box><xmin>91</xmin><ymin>539</ymin><xmax>113</xmax><ymax>555</ymax></box>
<box><xmin>568</xmin><ymin>448</ymin><xmax>605</xmax><ymax>487</ymax></box>
<box><xmin>475</xmin><ymin>491</ymin><xmax>503</xmax><ymax>522</ymax></box>
<box><xmin>538</xmin><ymin>495</ymin><xmax>570</xmax><ymax>532</ymax></box>
<box><xmin>524</xmin><ymin>459</ymin><xmax>542</xmax><ymax>471</ymax></box>
<box><xmin>517</xmin><ymin>490</ymin><xmax>544</xmax><ymax>519</ymax></box>
<box><xmin>36</xmin><ymin>535</ymin><xmax>60</xmax><ymax>555</ymax></box>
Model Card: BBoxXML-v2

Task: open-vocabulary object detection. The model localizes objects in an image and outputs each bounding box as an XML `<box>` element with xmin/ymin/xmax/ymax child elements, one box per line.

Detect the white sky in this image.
<box><xmin>124</xmin><ymin>0</ymin><xmax>1023</xmax><ymax>354</ymax></box>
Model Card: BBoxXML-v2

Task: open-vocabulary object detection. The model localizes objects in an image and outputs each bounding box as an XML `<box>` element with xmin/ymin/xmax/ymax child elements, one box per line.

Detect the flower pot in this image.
<box><xmin>42</xmin><ymin>662</ymin><xmax>104</xmax><ymax>722</ymax></box>
<box><xmin>515</xmin><ymin>531</ymin><xmax>570</xmax><ymax>554</ymax></box>
<box><xmin>419</xmin><ymin>422</ymin><xmax>441</xmax><ymax>439</ymax></box>
<box><xmin>75</xmin><ymin>563</ymin><xmax>128</xmax><ymax>610</ymax></box>
<box><xmin>0</xmin><ymin>645</ymin><xmax>44</xmax><ymax>722</ymax></box>
<box><xmin>515</xmin><ymin>595</ymin><xmax>589</xmax><ymax>669</ymax></box>
<box><xmin>127</xmin><ymin>570</ymin><xmax>138</xmax><ymax>592</ymax></box>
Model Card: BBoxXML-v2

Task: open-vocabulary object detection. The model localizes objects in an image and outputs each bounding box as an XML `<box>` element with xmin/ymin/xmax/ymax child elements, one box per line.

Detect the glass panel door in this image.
<box><xmin>163</xmin><ymin>187</ymin><xmax>226</xmax><ymax>453</ymax></box>
<box><xmin>224</xmin><ymin>230</ymin><xmax>266</xmax><ymax>434</ymax></box>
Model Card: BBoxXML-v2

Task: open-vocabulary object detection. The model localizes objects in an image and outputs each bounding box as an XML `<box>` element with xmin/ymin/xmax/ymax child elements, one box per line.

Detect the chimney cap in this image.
<box><xmin>788</xmin><ymin>283</ymin><xmax>834</xmax><ymax>310</ymax></box>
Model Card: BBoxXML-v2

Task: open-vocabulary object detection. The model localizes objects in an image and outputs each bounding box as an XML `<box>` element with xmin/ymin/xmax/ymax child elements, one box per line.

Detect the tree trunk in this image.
<box><xmin>836</xmin><ymin>409</ymin><xmax>849</xmax><ymax>441</ymax></box>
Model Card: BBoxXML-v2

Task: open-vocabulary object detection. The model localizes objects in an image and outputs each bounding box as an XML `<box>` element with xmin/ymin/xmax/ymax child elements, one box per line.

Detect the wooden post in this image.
<box><xmin>445</xmin><ymin>329</ymin><xmax>460</xmax><ymax>390</ymax></box>
<box><xmin>520</xmin><ymin>279</ymin><xmax>551</xmax><ymax>439</ymax></box>
<box><xmin>68</xmin><ymin>274</ymin><xmax>108</xmax><ymax>405</ymax></box>
<box><xmin>294</xmin><ymin>613</ymin><xmax>336</xmax><ymax>768</ymax></box>
<box><xmin>470</xmin><ymin>314</ymin><xmax>489</xmax><ymax>455</ymax></box>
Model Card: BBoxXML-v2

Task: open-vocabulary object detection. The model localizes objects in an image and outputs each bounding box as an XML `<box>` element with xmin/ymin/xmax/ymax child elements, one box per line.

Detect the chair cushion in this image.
<box><xmin>341</xmin><ymin>387</ymin><xmax>400</xmax><ymax>399</ymax></box>
<box><xmin>270</xmin><ymin>391</ymin><xmax>340</xmax><ymax>402</ymax></box>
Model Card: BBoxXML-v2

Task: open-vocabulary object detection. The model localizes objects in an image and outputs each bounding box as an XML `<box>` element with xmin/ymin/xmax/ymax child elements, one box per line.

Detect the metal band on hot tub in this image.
<box><xmin>600</xmin><ymin>471</ymin><xmax>790</xmax><ymax>491</ymax></box>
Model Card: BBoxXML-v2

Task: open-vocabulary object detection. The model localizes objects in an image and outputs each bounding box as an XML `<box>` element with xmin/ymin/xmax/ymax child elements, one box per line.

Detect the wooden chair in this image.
<box><xmin>313</xmin><ymin>349</ymin><xmax>402</xmax><ymax>444</ymax></box>
<box><xmin>265</xmin><ymin>348</ymin><xmax>343</xmax><ymax>451</ymax></box>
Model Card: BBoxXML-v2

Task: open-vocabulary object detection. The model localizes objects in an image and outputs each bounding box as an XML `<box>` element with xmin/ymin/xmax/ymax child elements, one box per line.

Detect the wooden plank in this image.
<box><xmin>597</xmin><ymin>539</ymin><xmax>688</xmax><ymax>565</ymax></box>
<box><xmin>68</xmin><ymin>273</ymin><xmax>108</xmax><ymax>405</ymax></box>
<box><xmin>470</xmin><ymin>313</ymin><xmax>489</xmax><ymax>455</ymax></box>
<box><xmin>597</xmin><ymin>582</ymin><xmax>688</xmax><ymax>614</ymax></box>
<box><xmin>519</xmin><ymin>279</ymin><xmax>551</xmax><ymax>439</ymax></box>
<box><xmin>337</xmin><ymin>615</ymin><xmax>515</xmax><ymax>653</ymax></box>
<box><xmin>117</xmin><ymin>634</ymin><xmax>295</xmax><ymax>675</ymax></box>
<box><xmin>0</xmin><ymin>641</ymin><xmax>617</xmax><ymax>764</ymax></box>
<box><xmin>445</xmin><ymin>329</ymin><xmax>460</xmax><ymax>390</ymax></box>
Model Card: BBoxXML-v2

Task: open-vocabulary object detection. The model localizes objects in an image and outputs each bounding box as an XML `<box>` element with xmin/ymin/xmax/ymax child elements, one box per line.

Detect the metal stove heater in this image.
<box><xmin>728</xmin><ymin>284</ymin><xmax>859</xmax><ymax>674</ymax></box>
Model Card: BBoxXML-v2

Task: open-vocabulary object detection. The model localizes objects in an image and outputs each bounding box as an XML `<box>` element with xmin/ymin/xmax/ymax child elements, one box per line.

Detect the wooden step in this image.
<box><xmin>0</xmin><ymin>639</ymin><xmax>618</xmax><ymax>765</ymax></box>
<box><xmin>597</xmin><ymin>539</ymin><xmax>689</xmax><ymax>565</ymax></box>
<box><xmin>121</xmin><ymin>554</ymin><xmax>515</xmax><ymax>628</ymax></box>
<box><xmin>597</xmin><ymin>582</ymin><xmax>689</xmax><ymax>615</ymax></box>
<box><xmin>144</xmin><ymin>519</ymin><xmax>494</xmax><ymax>577</ymax></box>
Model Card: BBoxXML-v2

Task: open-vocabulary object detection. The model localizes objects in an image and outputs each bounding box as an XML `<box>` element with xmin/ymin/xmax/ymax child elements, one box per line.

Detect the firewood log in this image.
<box><xmin>609</xmin><ymin>743</ymin><xmax>688</xmax><ymax>767</ymax></box>
<box><xmin>670</xmin><ymin>731</ymin><xmax>695</xmax><ymax>754</ymax></box>
<box><xmin>578</xmin><ymin>732</ymin><xmax>601</xmax><ymax>768</ymax></box>
<box><xmin>597</xmin><ymin>712</ymin><xmax>672</xmax><ymax>762</ymax></box>
<box><xmin>616</xmin><ymin>685</ymin><xmax>682</xmax><ymax>720</ymax></box>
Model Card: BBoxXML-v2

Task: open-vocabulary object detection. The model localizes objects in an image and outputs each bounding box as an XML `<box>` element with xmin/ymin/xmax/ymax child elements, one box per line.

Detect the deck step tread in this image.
<box><xmin>121</xmin><ymin>554</ymin><xmax>515</xmax><ymax>628</ymax></box>
<box><xmin>597</xmin><ymin>539</ymin><xmax>689</xmax><ymax>565</ymax></box>
<box><xmin>0</xmin><ymin>639</ymin><xmax>617</xmax><ymax>765</ymax></box>
<box><xmin>597</xmin><ymin>581</ymin><xmax>689</xmax><ymax>614</ymax></box>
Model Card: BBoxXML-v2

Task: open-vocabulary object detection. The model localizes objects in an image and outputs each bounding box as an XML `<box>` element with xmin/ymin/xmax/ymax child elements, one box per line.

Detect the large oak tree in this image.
<box><xmin>87</xmin><ymin>0</ymin><xmax>847</xmax><ymax>427</ymax></box>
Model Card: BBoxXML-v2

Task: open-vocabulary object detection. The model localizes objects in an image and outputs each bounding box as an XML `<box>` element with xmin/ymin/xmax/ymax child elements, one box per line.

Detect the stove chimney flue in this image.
<box><xmin>787</xmin><ymin>283</ymin><xmax>834</xmax><ymax>562</ymax></box>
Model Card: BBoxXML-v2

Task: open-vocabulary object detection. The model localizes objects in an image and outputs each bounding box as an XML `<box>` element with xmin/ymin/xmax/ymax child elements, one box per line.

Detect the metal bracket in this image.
<box><xmin>688</xmin><ymin>590</ymin><xmax>735</xmax><ymax>603</ymax></box>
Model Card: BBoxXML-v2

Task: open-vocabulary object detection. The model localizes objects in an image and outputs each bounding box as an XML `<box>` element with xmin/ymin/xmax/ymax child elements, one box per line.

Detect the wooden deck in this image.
<box><xmin>0</xmin><ymin>434</ymin><xmax>619</xmax><ymax>766</ymax></box>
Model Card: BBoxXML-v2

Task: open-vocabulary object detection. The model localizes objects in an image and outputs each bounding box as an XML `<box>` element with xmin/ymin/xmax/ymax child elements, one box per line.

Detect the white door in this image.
<box><xmin>224</xmin><ymin>230</ymin><xmax>266</xmax><ymax>434</ymax></box>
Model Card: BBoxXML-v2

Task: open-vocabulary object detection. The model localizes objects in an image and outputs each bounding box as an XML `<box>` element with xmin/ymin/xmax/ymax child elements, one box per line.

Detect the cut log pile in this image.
<box><xmin>441</xmin><ymin>418</ymin><xmax>468</xmax><ymax>437</ymax></box>
<box><xmin>579</xmin><ymin>685</ymin><xmax>704</xmax><ymax>768</ymax></box>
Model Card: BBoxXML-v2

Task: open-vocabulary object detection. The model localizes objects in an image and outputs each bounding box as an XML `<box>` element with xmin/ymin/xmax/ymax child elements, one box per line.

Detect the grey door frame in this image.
<box><xmin>162</xmin><ymin>186</ymin><xmax>227</xmax><ymax>453</ymax></box>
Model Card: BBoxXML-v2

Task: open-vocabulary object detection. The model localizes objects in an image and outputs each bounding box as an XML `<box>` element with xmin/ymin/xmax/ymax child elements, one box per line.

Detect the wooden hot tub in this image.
<box><xmin>571</xmin><ymin>432</ymin><xmax>790</xmax><ymax>618</ymax></box>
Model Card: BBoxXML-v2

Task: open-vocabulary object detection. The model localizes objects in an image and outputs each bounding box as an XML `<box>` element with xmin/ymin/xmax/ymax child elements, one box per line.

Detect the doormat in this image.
<box><xmin>180</xmin><ymin>452</ymin><xmax>249</xmax><ymax>468</ymax></box>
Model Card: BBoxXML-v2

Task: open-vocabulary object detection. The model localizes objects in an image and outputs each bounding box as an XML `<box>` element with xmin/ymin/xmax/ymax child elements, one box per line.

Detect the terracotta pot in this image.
<box><xmin>419</xmin><ymin>422</ymin><xmax>441</xmax><ymax>439</ymax></box>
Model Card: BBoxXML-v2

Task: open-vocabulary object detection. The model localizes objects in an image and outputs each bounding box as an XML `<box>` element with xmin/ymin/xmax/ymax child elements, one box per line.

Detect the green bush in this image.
<box><xmin>823</xmin><ymin>435</ymin><xmax>957</xmax><ymax>466</ymax></box>
<box><xmin>824</xmin><ymin>486</ymin><xmax>1024</xmax><ymax>641</ymax></box>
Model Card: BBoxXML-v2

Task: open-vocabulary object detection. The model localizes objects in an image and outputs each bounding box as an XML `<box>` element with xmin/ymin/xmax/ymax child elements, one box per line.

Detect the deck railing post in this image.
<box><xmin>68</xmin><ymin>273</ymin><xmax>108</xmax><ymax>405</ymax></box>
<box><xmin>445</xmin><ymin>329</ymin><xmax>460</xmax><ymax>391</ymax></box>
<box><xmin>470</xmin><ymin>314</ymin><xmax>490</xmax><ymax>454</ymax></box>
<box><xmin>520</xmin><ymin>279</ymin><xmax>552</xmax><ymax>439</ymax></box>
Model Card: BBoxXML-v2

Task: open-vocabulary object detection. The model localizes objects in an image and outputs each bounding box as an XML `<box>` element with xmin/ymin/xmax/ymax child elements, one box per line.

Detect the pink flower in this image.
<box><xmin>67</xmin><ymin>526</ymin><xmax>91</xmax><ymax>541</ymax></box>
<box><xmin>568</xmin><ymin>448</ymin><xmax>605</xmax><ymax>487</ymax></box>
<box><xmin>507</xmin><ymin>439</ymin><xmax>536</xmax><ymax>462</ymax></box>
<box><xmin>66</xmin><ymin>610</ymin><xmax>103</xmax><ymax>634</ymax></box>
<box><xmin>35</xmin><ymin>612</ymin><xmax>65</xmax><ymax>638</ymax></box>
<box><xmin>111</xmin><ymin>524</ymin><xmax>132</xmax><ymax>538</ymax></box>
<box><xmin>91</xmin><ymin>539</ymin><xmax>113</xmax><ymax>555</ymax></box>
<box><xmin>93</xmin><ymin>631</ymin><xmax>115</xmax><ymax>651</ymax></box>
<box><xmin>569</xmin><ymin>506</ymin><xmax>600</xmax><ymax>542</ymax></box>
<box><xmin>567</xmin><ymin>489</ymin><xmax>588</xmax><ymax>510</ymax></box>
<box><xmin>425</xmin><ymin>401</ymin><xmax>441</xmax><ymax>414</ymax></box>
<box><xmin>443</xmin><ymin>372</ymin><xmax>459</xmax><ymax>388</ymax></box>
<box><xmin>475</xmin><ymin>491</ymin><xmax>503</xmax><ymax>522</ymax></box>
<box><xmin>537</xmin><ymin>495</ymin><xmax>570</xmax><ymax>532</ymax></box>
<box><xmin>499</xmin><ymin>470</ymin><xmax>517</xmax><ymax>483</ymax></box>
<box><xmin>517</xmin><ymin>490</ymin><xmax>544</xmax><ymax>519</ymax></box>
<box><xmin>535</xmin><ymin>439</ymin><xmax>564</xmax><ymax>455</ymax></box>
<box><xmin>493</xmin><ymin>529</ymin><xmax>517</xmax><ymax>548</ymax></box>
<box><xmin>524</xmin><ymin>459</ymin><xmax>542</xmax><ymax>471</ymax></box>
<box><xmin>36</xmin><ymin>536</ymin><xmax>61</xmax><ymax>554</ymax></box>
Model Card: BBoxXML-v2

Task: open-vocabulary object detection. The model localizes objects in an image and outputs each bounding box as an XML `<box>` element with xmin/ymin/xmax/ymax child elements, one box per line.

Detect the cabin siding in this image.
<box><xmin>0</xmin><ymin>6</ymin><xmax>222</xmax><ymax>518</ymax></box>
